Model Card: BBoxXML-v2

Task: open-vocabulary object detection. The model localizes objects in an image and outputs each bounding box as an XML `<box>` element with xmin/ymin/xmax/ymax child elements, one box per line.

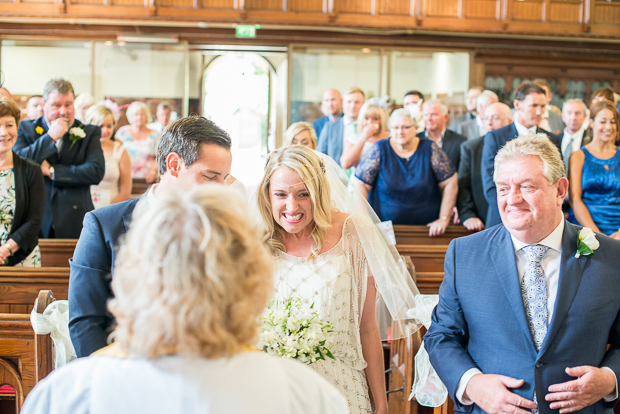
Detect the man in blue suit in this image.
<box><xmin>68</xmin><ymin>116</ymin><xmax>233</xmax><ymax>357</ymax></box>
<box><xmin>14</xmin><ymin>78</ymin><xmax>104</xmax><ymax>238</ymax></box>
<box><xmin>312</xmin><ymin>89</ymin><xmax>342</xmax><ymax>138</ymax></box>
<box><xmin>426</xmin><ymin>134</ymin><xmax>620</xmax><ymax>414</ymax></box>
<box><xmin>482</xmin><ymin>82</ymin><xmax>561</xmax><ymax>227</ymax></box>
<box><xmin>317</xmin><ymin>87</ymin><xmax>364</xmax><ymax>167</ymax></box>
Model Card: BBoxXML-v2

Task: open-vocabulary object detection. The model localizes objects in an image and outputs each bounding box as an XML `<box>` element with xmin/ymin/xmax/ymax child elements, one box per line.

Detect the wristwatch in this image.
<box><xmin>49</xmin><ymin>166</ymin><xmax>55</xmax><ymax>180</ymax></box>
<box><xmin>4</xmin><ymin>242</ymin><xmax>13</xmax><ymax>256</ymax></box>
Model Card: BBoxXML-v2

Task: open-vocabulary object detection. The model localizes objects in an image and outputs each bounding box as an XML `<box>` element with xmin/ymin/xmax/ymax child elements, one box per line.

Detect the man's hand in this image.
<box><xmin>41</xmin><ymin>160</ymin><xmax>51</xmax><ymax>177</ymax></box>
<box><xmin>546</xmin><ymin>366</ymin><xmax>616</xmax><ymax>413</ymax></box>
<box><xmin>453</xmin><ymin>206</ymin><xmax>460</xmax><ymax>224</ymax></box>
<box><xmin>464</xmin><ymin>217</ymin><xmax>485</xmax><ymax>232</ymax></box>
<box><xmin>464</xmin><ymin>373</ymin><xmax>537</xmax><ymax>414</ymax></box>
<box><xmin>47</xmin><ymin>116</ymin><xmax>70</xmax><ymax>142</ymax></box>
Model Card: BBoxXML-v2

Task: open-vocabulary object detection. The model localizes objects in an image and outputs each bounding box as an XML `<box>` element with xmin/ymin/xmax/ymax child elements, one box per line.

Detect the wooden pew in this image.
<box><xmin>396</xmin><ymin>245</ymin><xmax>447</xmax><ymax>274</ymax></box>
<box><xmin>395</xmin><ymin>225</ymin><xmax>474</xmax><ymax>246</ymax></box>
<box><xmin>39</xmin><ymin>239</ymin><xmax>76</xmax><ymax>268</ymax></box>
<box><xmin>0</xmin><ymin>268</ymin><xmax>69</xmax><ymax>314</ymax></box>
<box><xmin>0</xmin><ymin>290</ymin><xmax>55</xmax><ymax>413</ymax></box>
<box><xmin>131</xmin><ymin>178</ymin><xmax>152</xmax><ymax>198</ymax></box>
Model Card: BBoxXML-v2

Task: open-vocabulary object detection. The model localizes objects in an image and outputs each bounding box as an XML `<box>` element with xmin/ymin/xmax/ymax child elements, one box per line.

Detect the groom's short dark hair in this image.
<box><xmin>157</xmin><ymin>115</ymin><xmax>232</xmax><ymax>175</ymax></box>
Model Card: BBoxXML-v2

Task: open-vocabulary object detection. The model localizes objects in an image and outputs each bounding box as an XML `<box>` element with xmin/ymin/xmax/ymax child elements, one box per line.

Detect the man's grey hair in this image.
<box><xmin>476</xmin><ymin>90</ymin><xmax>499</xmax><ymax>114</ymax></box>
<box><xmin>157</xmin><ymin>102</ymin><xmax>172</xmax><ymax>112</ymax></box>
<box><xmin>157</xmin><ymin>116</ymin><xmax>231</xmax><ymax>175</ymax></box>
<box><xmin>423</xmin><ymin>99</ymin><xmax>448</xmax><ymax>116</ymax></box>
<box><xmin>493</xmin><ymin>133</ymin><xmax>565</xmax><ymax>184</ymax></box>
<box><xmin>562</xmin><ymin>99</ymin><xmax>588</xmax><ymax>114</ymax></box>
<box><xmin>43</xmin><ymin>78</ymin><xmax>75</xmax><ymax>101</ymax></box>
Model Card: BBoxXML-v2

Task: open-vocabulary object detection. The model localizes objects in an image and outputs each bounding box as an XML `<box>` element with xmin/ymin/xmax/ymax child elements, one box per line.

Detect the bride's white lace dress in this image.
<box><xmin>272</xmin><ymin>215</ymin><xmax>373</xmax><ymax>414</ymax></box>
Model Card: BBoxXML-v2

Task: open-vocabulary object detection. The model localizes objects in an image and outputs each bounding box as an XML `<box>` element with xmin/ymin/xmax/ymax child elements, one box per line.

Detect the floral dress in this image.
<box><xmin>0</xmin><ymin>169</ymin><xmax>41</xmax><ymax>267</ymax></box>
<box><xmin>115</xmin><ymin>126</ymin><xmax>160</xmax><ymax>180</ymax></box>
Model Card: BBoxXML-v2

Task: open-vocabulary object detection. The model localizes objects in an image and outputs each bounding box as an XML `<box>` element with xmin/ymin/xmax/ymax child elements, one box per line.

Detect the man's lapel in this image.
<box><xmin>539</xmin><ymin>221</ymin><xmax>588</xmax><ymax>356</ymax></box>
<box><xmin>38</xmin><ymin>118</ymin><xmax>60</xmax><ymax>164</ymax></box>
<box><xmin>57</xmin><ymin>120</ymin><xmax>81</xmax><ymax>162</ymax></box>
<box><xmin>491</xmin><ymin>226</ymin><xmax>537</xmax><ymax>350</ymax></box>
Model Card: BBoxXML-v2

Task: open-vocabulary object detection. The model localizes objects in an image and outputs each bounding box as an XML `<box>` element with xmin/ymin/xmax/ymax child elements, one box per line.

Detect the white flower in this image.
<box><xmin>579</xmin><ymin>228</ymin><xmax>600</xmax><ymax>250</ymax></box>
<box><xmin>69</xmin><ymin>127</ymin><xmax>86</xmax><ymax>138</ymax></box>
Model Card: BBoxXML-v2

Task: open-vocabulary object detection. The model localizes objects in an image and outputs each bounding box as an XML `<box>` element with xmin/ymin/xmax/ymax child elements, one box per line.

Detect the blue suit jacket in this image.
<box><xmin>68</xmin><ymin>197</ymin><xmax>141</xmax><ymax>357</ymax></box>
<box><xmin>481</xmin><ymin>123</ymin><xmax>560</xmax><ymax>227</ymax></box>
<box><xmin>425</xmin><ymin>221</ymin><xmax>620</xmax><ymax>414</ymax></box>
<box><xmin>14</xmin><ymin>117</ymin><xmax>105</xmax><ymax>238</ymax></box>
<box><xmin>317</xmin><ymin>117</ymin><xmax>344</xmax><ymax>167</ymax></box>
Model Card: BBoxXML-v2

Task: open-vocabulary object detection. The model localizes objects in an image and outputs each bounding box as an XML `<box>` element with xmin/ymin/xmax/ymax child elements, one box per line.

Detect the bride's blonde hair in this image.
<box><xmin>257</xmin><ymin>146</ymin><xmax>332</xmax><ymax>259</ymax></box>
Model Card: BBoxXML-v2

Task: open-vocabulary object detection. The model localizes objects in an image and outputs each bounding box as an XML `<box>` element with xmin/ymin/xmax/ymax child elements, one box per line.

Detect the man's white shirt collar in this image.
<box><xmin>514</xmin><ymin>119</ymin><xmax>537</xmax><ymax>136</ymax></box>
<box><xmin>510</xmin><ymin>219</ymin><xmax>564</xmax><ymax>254</ymax></box>
<box><xmin>562</xmin><ymin>127</ymin><xmax>586</xmax><ymax>154</ymax></box>
<box><xmin>425</xmin><ymin>128</ymin><xmax>446</xmax><ymax>147</ymax></box>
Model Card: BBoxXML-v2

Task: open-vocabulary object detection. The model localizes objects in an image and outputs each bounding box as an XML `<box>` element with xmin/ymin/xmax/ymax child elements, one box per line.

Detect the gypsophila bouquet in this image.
<box><xmin>258</xmin><ymin>297</ymin><xmax>336</xmax><ymax>365</ymax></box>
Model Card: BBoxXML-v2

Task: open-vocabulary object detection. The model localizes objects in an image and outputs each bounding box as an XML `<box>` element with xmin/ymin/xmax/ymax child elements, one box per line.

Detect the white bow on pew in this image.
<box><xmin>30</xmin><ymin>300</ymin><xmax>77</xmax><ymax>369</ymax></box>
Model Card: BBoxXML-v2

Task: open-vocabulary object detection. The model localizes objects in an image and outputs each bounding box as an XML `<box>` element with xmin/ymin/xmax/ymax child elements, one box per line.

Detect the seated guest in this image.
<box><xmin>417</xmin><ymin>99</ymin><xmax>466</xmax><ymax>171</ymax></box>
<box><xmin>25</xmin><ymin>96</ymin><xmax>44</xmax><ymax>120</ymax></box>
<box><xmin>0</xmin><ymin>98</ymin><xmax>44</xmax><ymax>266</ymax></box>
<box><xmin>569</xmin><ymin>100</ymin><xmax>620</xmax><ymax>239</ymax></box>
<box><xmin>116</xmin><ymin>101</ymin><xmax>160</xmax><ymax>183</ymax></box>
<box><xmin>69</xmin><ymin>116</ymin><xmax>233</xmax><ymax>358</ymax></box>
<box><xmin>590</xmin><ymin>86</ymin><xmax>616</xmax><ymax>108</ymax></box>
<box><xmin>14</xmin><ymin>77</ymin><xmax>104</xmax><ymax>239</ymax></box>
<box><xmin>313</xmin><ymin>89</ymin><xmax>342</xmax><ymax>137</ymax></box>
<box><xmin>482</xmin><ymin>81</ymin><xmax>560</xmax><ymax>227</ymax></box>
<box><xmin>73</xmin><ymin>93</ymin><xmax>96</xmax><ymax>123</ymax></box>
<box><xmin>457</xmin><ymin>102</ymin><xmax>512</xmax><ymax>231</ymax></box>
<box><xmin>340</xmin><ymin>101</ymin><xmax>389</xmax><ymax>171</ymax></box>
<box><xmin>86</xmin><ymin>105</ymin><xmax>132</xmax><ymax>209</ymax></box>
<box><xmin>454</xmin><ymin>90</ymin><xmax>498</xmax><ymax>140</ymax></box>
<box><xmin>317</xmin><ymin>87</ymin><xmax>364</xmax><ymax>167</ymax></box>
<box><xmin>449</xmin><ymin>87</ymin><xmax>482</xmax><ymax>132</ymax></box>
<box><xmin>560</xmin><ymin>99</ymin><xmax>589</xmax><ymax>171</ymax></box>
<box><xmin>23</xmin><ymin>186</ymin><xmax>348</xmax><ymax>414</ymax></box>
<box><xmin>403</xmin><ymin>90</ymin><xmax>425</xmax><ymax>131</ymax></box>
<box><xmin>147</xmin><ymin>102</ymin><xmax>173</xmax><ymax>134</ymax></box>
<box><xmin>532</xmin><ymin>79</ymin><xmax>565</xmax><ymax>134</ymax></box>
<box><xmin>354</xmin><ymin>109</ymin><xmax>457</xmax><ymax>236</ymax></box>
<box><xmin>283</xmin><ymin>122</ymin><xmax>317</xmax><ymax>150</ymax></box>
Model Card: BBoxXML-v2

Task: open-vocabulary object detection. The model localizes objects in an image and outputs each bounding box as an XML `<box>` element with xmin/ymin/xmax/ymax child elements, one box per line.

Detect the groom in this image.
<box><xmin>69</xmin><ymin>116</ymin><xmax>233</xmax><ymax>358</ymax></box>
<box><xmin>425</xmin><ymin>133</ymin><xmax>620</xmax><ymax>414</ymax></box>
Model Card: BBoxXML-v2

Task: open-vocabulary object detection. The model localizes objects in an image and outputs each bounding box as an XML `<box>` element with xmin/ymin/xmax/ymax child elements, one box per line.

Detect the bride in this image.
<box><xmin>254</xmin><ymin>145</ymin><xmax>421</xmax><ymax>414</ymax></box>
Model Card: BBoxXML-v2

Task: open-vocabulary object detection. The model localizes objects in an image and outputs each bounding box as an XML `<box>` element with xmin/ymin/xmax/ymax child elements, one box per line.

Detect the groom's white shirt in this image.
<box><xmin>455</xmin><ymin>220</ymin><xmax>617</xmax><ymax>404</ymax></box>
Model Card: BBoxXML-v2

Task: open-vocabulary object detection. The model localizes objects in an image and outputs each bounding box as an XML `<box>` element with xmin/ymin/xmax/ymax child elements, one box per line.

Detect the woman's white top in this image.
<box><xmin>91</xmin><ymin>140</ymin><xmax>126</xmax><ymax>209</ymax></box>
<box><xmin>21</xmin><ymin>352</ymin><xmax>349</xmax><ymax>414</ymax></box>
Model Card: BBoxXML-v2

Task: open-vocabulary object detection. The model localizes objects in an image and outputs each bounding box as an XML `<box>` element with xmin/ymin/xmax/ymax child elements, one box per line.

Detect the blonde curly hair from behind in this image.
<box><xmin>257</xmin><ymin>146</ymin><xmax>332</xmax><ymax>259</ymax></box>
<box><xmin>109</xmin><ymin>186</ymin><xmax>273</xmax><ymax>359</ymax></box>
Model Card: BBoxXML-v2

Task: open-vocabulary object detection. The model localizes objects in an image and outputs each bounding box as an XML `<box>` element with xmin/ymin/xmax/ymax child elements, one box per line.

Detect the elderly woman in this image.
<box><xmin>256</xmin><ymin>145</ymin><xmax>420</xmax><ymax>414</ymax></box>
<box><xmin>340</xmin><ymin>102</ymin><xmax>389</xmax><ymax>170</ymax></box>
<box><xmin>570</xmin><ymin>100</ymin><xmax>620</xmax><ymax>239</ymax></box>
<box><xmin>0</xmin><ymin>98</ymin><xmax>44</xmax><ymax>266</ymax></box>
<box><xmin>21</xmin><ymin>186</ymin><xmax>348</xmax><ymax>414</ymax></box>
<box><xmin>86</xmin><ymin>105</ymin><xmax>132</xmax><ymax>209</ymax></box>
<box><xmin>353</xmin><ymin>109</ymin><xmax>458</xmax><ymax>236</ymax></box>
<box><xmin>74</xmin><ymin>93</ymin><xmax>96</xmax><ymax>123</ymax></box>
<box><xmin>283</xmin><ymin>122</ymin><xmax>317</xmax><ymax>149</ymax></box>
<box><xmin>115</xmin><ymin>101</ymin><xmax>160</xmax><ymax>182</ymax></box>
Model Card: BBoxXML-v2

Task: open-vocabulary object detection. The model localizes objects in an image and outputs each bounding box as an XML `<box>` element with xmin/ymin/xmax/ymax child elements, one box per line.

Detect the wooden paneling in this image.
<box><xmin>290</xmin><ymin>0</ymin><xmax>323</xmax><ymax>12</ymax></box>
<box><xmin>246</xmin><ymin>0</ymin><xmax>283</xmax><ymax>10</ymax></box>
<box><xmin>512</xmin><ymin>0</ymin><xmax>544</xmax><ymax>21</ymax></box>
<box><xmin>111</xmin><ymin>0</ymin><xmax>145</xmax><ymax>6</ymax></box>
<box><xmin>336</xmin><ymin>0</ymin><xmax>371</xmax><ymax>14</ymax></box>
<box><xmin>465</xmin><ymin>0</ymin><xmax>498</xmax><ymax>19</ymax></box>
<box><xmin>71</xmin><ymin>0</ymin><xmax>105</xmax><ymax>5</ymax></box>
<box><xmin>378</xmin><ymin>0</ymin><xmax>413</xmax><ymax>16</ymax></box>
<box><xmin>201</xmin><ymin>0</ymin><xmax>236</xmax><ymax>7</ymax></box>
<box><xmin>594</xmin><ymin>2</ymin><xmax>620</xmax><ymax>25</ymax></box>
<box><xmin>162</xmin><ymin>0</ymin><xmax>193</xmax><ymax>7</ymax></box>
<box><xmin>549</xmin><ymin>1</ymin><xmax>581</xmax><ymax>23</ymax></box>
<box><xmin>424</xmin><ymin>0</ymin><xmax>459</xmax><ymax>17</ymax></box>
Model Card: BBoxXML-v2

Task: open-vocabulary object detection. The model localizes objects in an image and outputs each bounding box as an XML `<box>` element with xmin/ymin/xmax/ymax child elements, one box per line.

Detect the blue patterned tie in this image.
<box><xmin>520</xmin><ymin>244</ymin><xmax>549</xmax><ymax>414</ymax></box>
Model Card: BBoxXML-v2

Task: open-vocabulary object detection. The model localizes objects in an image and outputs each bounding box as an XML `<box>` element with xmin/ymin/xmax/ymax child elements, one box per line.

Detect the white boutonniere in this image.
<box><xmin>68</xmin><ymin>126</ymin><xmax>86</xmax><ymax>150</ymax></box>
<box><xmin>575</xmin><ymin>227</ymin><xmax>600</xmax><ymax>258</ymax></box>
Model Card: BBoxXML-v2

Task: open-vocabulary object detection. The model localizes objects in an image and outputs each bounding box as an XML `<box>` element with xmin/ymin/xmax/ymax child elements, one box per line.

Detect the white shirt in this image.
<box><xmin>539</xmin><ymin>108</ymin><xmax>551</xmax><ymax>132</ymax></box>
<box><xmin>425</xmin><ymin>128</ymin><xmax>447</xmax><ymax>148</ymax></box>
<box><xmin>455</xmin><ymin>220</ymin><xmax>617</xmax><ymax>404</ymax></box>
<box><xmin>343</xmin><ymin>118</ymin><xmax>357</xmax><ymax>146</ymax></box>
<box><xmin>476</xmin><ymin>115</ymin><xmax>485</xmax><ymax>137</ymax></box>
<box><xmin>514</xmin><ymin>119</ymin><xmax>537</xmax><ymax>136</ymax></box>
<box><xmin>147</xmin><ymin>121</ymin><xmax>164</xmax><ymax>134</ymax></box>
<box><xmin>561</xmin><ymin>128</ymin><xmax>586</xmax><ymax>156</ymax></box>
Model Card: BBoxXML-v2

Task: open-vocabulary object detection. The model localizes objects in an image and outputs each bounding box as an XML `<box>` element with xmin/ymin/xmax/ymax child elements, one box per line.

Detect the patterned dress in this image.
<box><xmin>272</xmin><ymin>215</ymin><xmax>372</xmax><ymax>414</ymax></box>
<box><xmin>0</xmin><ymin>169</ymin><xmax>40</xmax><ymax>267</ymax></box>
<box><xmin>115</xmin><ymin>127</ymin><xmax>160</xmax><ymax>180</ymax></box>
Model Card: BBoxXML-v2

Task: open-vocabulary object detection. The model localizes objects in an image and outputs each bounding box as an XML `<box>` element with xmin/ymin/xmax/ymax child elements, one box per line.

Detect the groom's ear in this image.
<box><xmin>556</xmin><ymin>177</ymin><xmax>569</xmax><ymax>201</ymax></box>
<box><xmin>166</xmin><ymin>152</ymin><xmax>181</xmax><ymax>177</ymax></box>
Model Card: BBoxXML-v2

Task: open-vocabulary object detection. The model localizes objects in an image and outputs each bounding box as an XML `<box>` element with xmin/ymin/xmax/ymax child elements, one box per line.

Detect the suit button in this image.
<box><xmin>73</xmin><ymin>205</ymin><xmax>78</xmax><ymax>210</ymax></box>
<box><xmin>536</xmin><ymin>362</ymin><xmax>545</xmax><ymax>368</ymax></box>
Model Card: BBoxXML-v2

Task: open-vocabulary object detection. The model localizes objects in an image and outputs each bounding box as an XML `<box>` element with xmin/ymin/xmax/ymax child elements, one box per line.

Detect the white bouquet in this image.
<box><xmin>258</xmin><ymin>297</ymin><xmax>336</xmax><ymax>365</ymax></box>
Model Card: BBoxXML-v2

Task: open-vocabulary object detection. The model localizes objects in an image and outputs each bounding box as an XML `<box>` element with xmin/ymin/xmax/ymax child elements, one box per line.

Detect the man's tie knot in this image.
<box><xmin>523</xmin><ymin>244</ymin><xmax>549</xmax><ymax>268</ymax></box>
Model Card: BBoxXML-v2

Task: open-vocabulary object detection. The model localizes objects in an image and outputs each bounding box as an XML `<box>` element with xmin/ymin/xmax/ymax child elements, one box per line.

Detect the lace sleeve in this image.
<box><xmin>354</xmin><ymin>142</ymin><xmax>381</xmax><ymax>186</ymax></box>
<box><xmin>430</xmin><ymin>142</ymin><xmax>456</xmax><ymax>182</ymax></box>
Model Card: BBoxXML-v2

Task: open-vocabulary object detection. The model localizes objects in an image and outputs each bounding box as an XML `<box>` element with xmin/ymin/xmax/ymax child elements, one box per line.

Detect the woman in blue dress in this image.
<box><xmin>569</xmin><ymin>99</ymin><xmax>620</xmax><ymax>239</ymax></box>
<box><xmin>353</xmin><ymin>108</ymin><xmax>458</xmax><ymax>237</ymax></box>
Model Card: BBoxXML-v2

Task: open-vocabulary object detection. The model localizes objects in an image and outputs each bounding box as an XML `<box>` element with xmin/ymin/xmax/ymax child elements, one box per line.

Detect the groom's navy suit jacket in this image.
<box><xmin>68</xmin><ymin>196</ymin><xmax>141</xmax><ymax>357</ymax></box>
<box><xmin>14</xmin><ymin>117</ymin><xmax>104</xmax><ymax>238</ymax></box>
<box><xmin>425</xmin><ymin>221</ymin><xmax>620</xmax><ymax>414</ymax></box>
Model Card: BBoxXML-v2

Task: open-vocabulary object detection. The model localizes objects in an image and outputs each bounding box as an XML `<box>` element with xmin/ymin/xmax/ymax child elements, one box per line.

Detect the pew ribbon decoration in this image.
<box><xmin>30</xmin><ymin>300</ymin><xmax>77</xmax><ymax>369</ymax></box>
<box><xmin>407</xmin><ymin>295</ymin><xmax>448</xmax><ymax>407</ymax></box>
<box><xmin>258</xmin><ymin>297</ymin><xmax>335</xmax><ymax>365</ymax></box>
<box><xmin>575</xmin><ymin>227</ymin><xmax>599</xmax><ymax>258</ymax></box>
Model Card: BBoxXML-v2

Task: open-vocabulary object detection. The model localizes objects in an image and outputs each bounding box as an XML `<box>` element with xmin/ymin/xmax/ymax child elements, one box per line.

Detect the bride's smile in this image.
<box><xmin>269</xmin><ymin>165</ymin><xmax>314</xmax><ymax>234</ymax></box>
